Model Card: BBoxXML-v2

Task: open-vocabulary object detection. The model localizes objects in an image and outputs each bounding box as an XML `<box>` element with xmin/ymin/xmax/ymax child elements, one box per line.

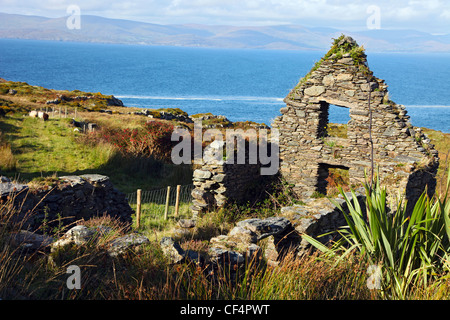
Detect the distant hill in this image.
<box><xmin>1</xmin><ymin>12</ymin><xmax>450</xmax><ymax>52</ymax></box>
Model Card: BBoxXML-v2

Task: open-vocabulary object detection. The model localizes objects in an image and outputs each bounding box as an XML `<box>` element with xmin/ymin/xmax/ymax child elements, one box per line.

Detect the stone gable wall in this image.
<box><xmin>190</xmin><ymin>36</ymin><xmax>439</xmax><ymax>216</ymax></box>
<box><xmin>272</xmin><ymin>36</ymin><xmax>439</xmax><ymax>207</ymax></box>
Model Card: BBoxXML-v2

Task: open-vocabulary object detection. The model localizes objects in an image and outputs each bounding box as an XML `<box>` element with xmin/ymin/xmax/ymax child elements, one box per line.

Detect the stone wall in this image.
<box><xmin>190</xmin><ymin>140</ymin><xmax>274</xmax><ymax>217</ymax></box>
<box><xmin>1</xmin><ymin>174</ymin><xmax>133</xmax><ymax>232</ymax></box>
<box><xmin>272</xmin><ymin>36</ymin><xmax>439</xmax><ymax>208</ymax></box>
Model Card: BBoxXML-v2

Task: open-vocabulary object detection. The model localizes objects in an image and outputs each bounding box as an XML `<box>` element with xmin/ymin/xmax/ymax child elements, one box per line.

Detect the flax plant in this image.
<box><xmin>303</xmin><ymin>169</ymin><xmax>450</xmax><ymax>299</ymax></box>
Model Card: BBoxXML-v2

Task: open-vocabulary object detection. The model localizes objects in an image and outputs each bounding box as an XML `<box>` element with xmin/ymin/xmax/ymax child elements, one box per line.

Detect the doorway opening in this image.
<box><xmin>316</xmin><ymin>163</ymin><xmax>350</xmax><ymax>196</ymax></box>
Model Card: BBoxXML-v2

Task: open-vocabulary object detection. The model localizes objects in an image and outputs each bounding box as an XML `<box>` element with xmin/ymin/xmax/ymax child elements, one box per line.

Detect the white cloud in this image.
<box><xmin>442</xmin><ymin>9</ymin><xmax>450</xmax><ymax>19</ymax></box>
<box><xmin>0</xmin><ymin>0</ymin><xmax>449</xmax><ymax>32</ymax></box>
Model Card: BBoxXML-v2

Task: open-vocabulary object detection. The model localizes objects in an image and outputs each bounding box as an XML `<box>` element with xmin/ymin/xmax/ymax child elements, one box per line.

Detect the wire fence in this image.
<box><xmin>125</xmin><ymin>184</ymin><xmax>195</xmax><ymax>225</ymax></box>
<box><xmin>30</xmin><ymin>106</ymin><xmax>80</xmax><ymax>119</ymax></box>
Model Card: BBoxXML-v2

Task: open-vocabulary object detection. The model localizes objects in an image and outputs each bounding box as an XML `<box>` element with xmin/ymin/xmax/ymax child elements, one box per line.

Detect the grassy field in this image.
<box><xmin>0</xmin><ymin>113</ymin><xmax>192</xmax><ymax>193</ymax></box>
<box><xmin>1</xmin><ymin>80</ymin><xmax>450</xmax><ymax>301</ymax></box>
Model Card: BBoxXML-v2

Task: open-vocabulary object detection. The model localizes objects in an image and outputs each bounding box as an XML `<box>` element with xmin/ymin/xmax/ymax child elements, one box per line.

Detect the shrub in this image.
<box><xmin>84</xmin><ymin>120</ymin><xmax>175</xmax><ymax>161</ymax></box>
<box><xmin>0</xmin><ymin>131</ymin><xmax>16</xmax><ymax>170</ymax></box>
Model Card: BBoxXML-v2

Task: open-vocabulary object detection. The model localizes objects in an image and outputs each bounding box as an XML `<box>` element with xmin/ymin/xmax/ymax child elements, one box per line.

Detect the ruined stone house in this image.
<box><xmin>191</xmin><ymin>35</ymin><xmax>439</xmax><ymax>216</ymax></box>
<box><xmin>272</xmin><ymin>35</ymin><xmax>439</xmax><ymax>209</ymax></box>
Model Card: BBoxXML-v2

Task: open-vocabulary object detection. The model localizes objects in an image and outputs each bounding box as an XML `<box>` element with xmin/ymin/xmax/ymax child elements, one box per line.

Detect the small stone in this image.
<box><xmin>345</xmin><ymin>90</ymin><xmax>355</xmax><ymax>97</ymax></box>
<box><xmin>304</xmin><ymin>86</ymin><xmax>325</xmax><ymax>97</ymax></box>
<box><xmin>193</xmin><ymin>169</ymin><xmax>212</xmax><ymax>180</ymax></box>
<box><xmin>280</xmin><ymin>107</ymin><xmax>290</xmax><ymax>114</ymax></box>
<box><xmin>178</xmin><ymin>219</ymin><xmax>196</xmax><ymax>228</ymax></box>
<box><xmin>159</xmin><ymin>236</ymin><xmax>185</xmax><ymax>263</ymax></box>
<box><xmin>385</xmin><ymin>144</ymin><xmax>396</xmax><ymax>151</ymax></box>
<box><xmin>295</xmin><ymin>110</ymin><xmax>306</xmax><ymax>118</ymax></box>
<box><xmin>336</xmin><ymin>73</ymin><xmax>353</xmax><ymax>81</ymax></box>
<box><xmin>322</xmin><ymin>75</ymin><xmax>335</xmax><ymax>86</ymax></box>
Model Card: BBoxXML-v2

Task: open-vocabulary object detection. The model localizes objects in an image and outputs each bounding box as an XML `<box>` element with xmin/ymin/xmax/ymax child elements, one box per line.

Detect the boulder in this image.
<box><xmin>51</xmin><ymin>225</ymin><xmax>112</xmax><ymax>251</ymax></box>
<box><xmin>0</xmin><ymin>178</ymin><xmax>28</xmax><ymax>198</ymax></box>
<box><xmin>208</xmin><ymin>247</ymin><xmax>244</xmax><ymax>266</ymax></box>
<box><xmin>236</xmin><ymin>217</ymin><xmax>292</xmax><ymax>241</ymax></box>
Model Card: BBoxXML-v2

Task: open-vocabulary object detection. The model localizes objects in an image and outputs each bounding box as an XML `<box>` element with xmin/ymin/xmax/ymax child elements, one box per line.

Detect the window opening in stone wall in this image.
<box><xmin>316</xmin><ymin>163</ymin><xmax>350</xmax><ymax>197</ymax></box>
<box><xmin>327</xmin><ymin>104</ymin><xmax>350</xmax><ymax>139</ymax></box>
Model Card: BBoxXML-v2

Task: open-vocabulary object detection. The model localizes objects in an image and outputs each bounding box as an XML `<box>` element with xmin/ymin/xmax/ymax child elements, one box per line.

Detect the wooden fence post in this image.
<box><xmin>174</xmin><ymin>185</ymin><xmax>181</xmax><ymax>217</ymax></box>
<box><xmin>164</xmin><ymin>186</ymin><xmax>171</xmax><ymax>220</ymax></box>
<box><xmin>136</xmin><ymin>189</ymin><xmax>142</xmax><ymax>229</ymax></box>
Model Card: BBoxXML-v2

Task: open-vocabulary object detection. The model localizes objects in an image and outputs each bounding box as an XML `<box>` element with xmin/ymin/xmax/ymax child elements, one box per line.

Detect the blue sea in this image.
<box><xmin>0</xmin><ymin>39</ymin><xmax>449</xmax><ymax>133</ymax></box>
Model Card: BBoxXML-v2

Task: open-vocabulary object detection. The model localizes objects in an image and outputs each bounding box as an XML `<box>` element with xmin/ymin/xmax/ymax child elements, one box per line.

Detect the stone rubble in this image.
<box><xmin>160</xmin><ymin>193</ymin><xmax>364</xmax><ymax>269</ymax></box>
<box><xmin>1</xmin><ymin>174</ymin><xmax>133</xmax><ymax>232</ymax></box>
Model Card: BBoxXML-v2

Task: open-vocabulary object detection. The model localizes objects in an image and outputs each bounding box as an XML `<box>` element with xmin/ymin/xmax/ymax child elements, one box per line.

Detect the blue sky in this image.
<box><xmin>1</xmin><ymin>0</ymin><xmax>449</xmax><ymax>33</ymax></box>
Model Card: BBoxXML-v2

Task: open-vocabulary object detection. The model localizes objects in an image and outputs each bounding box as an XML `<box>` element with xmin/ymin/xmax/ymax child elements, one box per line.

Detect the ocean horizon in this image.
<box><xmin>0</xmin><ymin>38</ymin><xmax>449</xmax><ymax>133</ymax></box>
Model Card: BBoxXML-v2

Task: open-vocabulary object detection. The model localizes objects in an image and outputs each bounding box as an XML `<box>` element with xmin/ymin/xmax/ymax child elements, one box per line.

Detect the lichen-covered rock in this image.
<box><xmin>51</xmin><ymin>225</ymin><xmax>112</xmax><ymax>251</ymax></box>
<box><xmin>0</xmin><ymin>176</ymin><xmax>28</xmax><ymax>198</ymax></box>
<box><xmin>208</xmin><ymin>247</ymin><xmax>245</xmax><ymax>266</ymax></box>
<box><xmin>236</xmin><ymin>217</ymin><xmax>292</xmax><ymax>241</ymax></box>
<box><xmin>107</xmin><ymin>233</ymin><xmax>150</xmax><ymax>257</ymax></box>
<box><xmin>160</xmin><ymin>236</ymin><xmax>186</xmax><ymax>264</ymax></box>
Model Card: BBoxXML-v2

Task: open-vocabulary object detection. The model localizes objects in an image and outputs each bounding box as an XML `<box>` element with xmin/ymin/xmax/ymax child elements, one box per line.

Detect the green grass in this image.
<box><xmin>0</xmin><ymin>115</ymin><xmax>114</xmax><ymax>179</ymax></box>
<box><xmin>1</xmin><ymin>80</ymin><xmax>450</xmax><ymax>300</ymax></box>
<box><xmin>0</xmin><ymin>114</ymin><xmax>193</xmax><ymax>193</ymax></box>
<box><xmin>0</xmin><ymin>80</ymin><xmax>120</xmax><ymax>112</ymax></box>
<box><xmin>130</xmin><ymin>202</ymin><xmax>192</xmax><ymax>237</ymax></box>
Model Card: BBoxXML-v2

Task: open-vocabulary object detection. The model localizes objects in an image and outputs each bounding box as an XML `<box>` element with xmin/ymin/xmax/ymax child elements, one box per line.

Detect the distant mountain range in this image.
<box><xmin>1</xmin><ymin>12</ymin><xmax>450</xmax><ymax>52</ymax></box>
